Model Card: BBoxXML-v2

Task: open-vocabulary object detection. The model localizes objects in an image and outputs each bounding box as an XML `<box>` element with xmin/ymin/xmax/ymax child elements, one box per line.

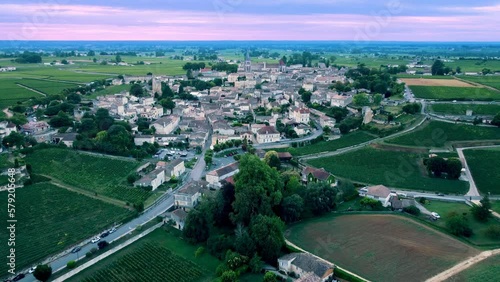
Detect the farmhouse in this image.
<box><xmin>151</xmin><ymin>115</ymin><xmax>180</xmax><ymax>135</ymax></box>
<box><xmin>359</xmin><ymin>185</ymin><xmax>393</xmax><ymax>207</ymax></box>
<box><xmin>278</xmin><ymin>253</ymin><xmax>334</xmax><ymax>282</ymax></box>
<box><xmin>174</xmin><ymin>180</ymin><xmax>207</xmax><ymax>210</ymax></box>
<box><xmin>256</xmin><ymin>126</ymin><xmax>280</xmax><ymax>144</ymax></box>
<box><xmin>21</xmin><ymin>121</ymin><xmax>50</xmax><ymax>134</ymax></box>
<box><xmin>206</xmin><ymin>162</ymin><xmax>239</xmax><ymax>189</ymax></box>
<box><xmin>134</xmin><ymin>168</ymin><xmax>165</xmax><ymax>191</ymax></box>
<box><xmin>156</xmin><ymin>159</ymin><xmax>185</xmax><ymax>179</ymax></box>
<box><xmin>330</xmin><ymin>94</ymin><xmax>353</xmax><ymax>107</ymax></box>
<box><xmin>170</xmin><ymin>209</ymin><xmax>188</xmax><ymax>230</ymax></box>
<box><xmin>0</xmin><ymin>121</ymin><xmax>17</xmax><ymax>138</ymax></box>
<box><xmin>301</xmin><ymin>166</ymin><xmax>335</xmax><ymax>185</ymax></box>
<box><xmin>51</xmin><ymin>133</ymin><xmax>78</xmax><ymax>147</ymax></box>
<box><xmin>134</xmin><ymin>135</ymin><xmax>154</xmax><ymax>146</ymax></box>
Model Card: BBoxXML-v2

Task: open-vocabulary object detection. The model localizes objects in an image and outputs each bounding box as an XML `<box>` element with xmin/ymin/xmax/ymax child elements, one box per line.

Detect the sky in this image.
<box><xmin>0</xmin><ymin>0</ymin><xmax>499</xmax><ymax>41</ymax></box>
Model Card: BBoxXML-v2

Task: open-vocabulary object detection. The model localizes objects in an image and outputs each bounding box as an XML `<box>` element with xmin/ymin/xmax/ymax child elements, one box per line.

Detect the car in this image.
<box><xmin>101</xmin><ymin>231</ymin><xmax>109</xmax><ymax>238</ymax></box>
<box><xmin>109</xmin><ymin>227</ymin><xmax>117</xmax><ymax>233</ymax></box>
<box><xmin>431</xmin><ymin>212</ymin><xmax>441</xmax><ymax>219</ymax></box>
<box><xmin>438</xmin><ymin>193</ymin><xmax>445</xmax><ymax>196</ymax></box>
<box><xmin>91</xmin><ymin>236</ymin><xmax>101</xmax><ymax>243</ymax></box>
<box><xmin>28</xmin><ymin>267</ymin><xmax>36</xmax><ymax>273</ymax></box>
<box><xmin>71</xmin><ymin>246</ymin><xmax>81</xmax><ymax>253</ymax></box>
<box><xmin>12</xmin><ymin>274</ymin><xmax>25</xmax><ymax>281</ymax></box>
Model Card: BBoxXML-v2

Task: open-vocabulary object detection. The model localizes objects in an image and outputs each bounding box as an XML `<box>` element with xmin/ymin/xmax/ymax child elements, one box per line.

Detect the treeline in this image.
<box><xmin>211</xmin><ymin>62</ymin><xmax>238</xmax><ymax>73</ymax></box>
<box><xmin>183</xmin><ymin>62</ymin><xmax>206</xmax><ymax>71</ymax></box>
<box><xmin>346</xmin><ymin>64</ymin><xmax>405</xmax><ymax>97</ymax></box>
<box><xmin>14</xmin><ymin>52</ymin><xmax>42</xmax><ymax>64</ymax></box>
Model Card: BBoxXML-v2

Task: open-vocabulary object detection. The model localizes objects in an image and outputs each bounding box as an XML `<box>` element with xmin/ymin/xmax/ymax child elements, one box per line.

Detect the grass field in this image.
<box><xmin>0</xmin><ymin>183</ymin><xmax>132</xmax><ymax>275</ymax></box>
<box><xmin>25</xmin><ymin>148</ymin><xmax>150</xmax><ymax>203</ymax></box>
<box><xmin>286</xmin><ymin>214</ymin><xmax>479</xmax><ymax>282</ymax></box>
<box><xmin>463</xmin><ymin>149</ymin><xmax>500</xmax><ymax>195</ymax></box>
<box><xmin>275</xmin><ymin>131</ymin><xmax>377</xmax><ymax>156</ymax></box>
<box><xmin>85</xmin><ymin>84</ymin><xmax>130</xmax><ymax>99</ymax></box>
<box><xmin>429</xmin><ymin>103</ymin><xmax>500</xmax><ymax>116</ymax></box>
<box><xmin>386</xmin><ymin>121</ymin><xmax>500</xmax><ymax>148</ymax></box>
<box><xmin>67</xmin><ymin>227</ymin><xmax>220</xmax><ymax>282</ymax></box>
<box><xmin>446</xmin><ymin>254</ymin><xmax>500</xmax><ymax>282</ymax></box>
<box><xmin>460</xmin><ymin>76</ymin><xmax>500</xmax><ymax>91</ymax></box>
<box><xmin>0</xmin><ymin>78</ymin><xmax>44</xmax><ymax>108</ymax></box>
<box><xmin>409</xmin><ymin>86</ymin><xmax>499</xmax><ymax>100</ymax></box>
<box><xmin>308</xmin><ymin>146</ymin><xmax>469</xmax><ymax>194</ymax></box>
<box><xmin>423</xmin><ymin>201</ymin><xmax>500</xmax><ymax>246</ymax></box>
<box><xmin>492</xmin><ymin>202</ymin><xmax>500</xmax><ymax>214</ymax></box>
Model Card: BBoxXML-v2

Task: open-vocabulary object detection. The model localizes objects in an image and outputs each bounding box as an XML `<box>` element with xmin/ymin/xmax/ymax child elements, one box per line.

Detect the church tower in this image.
<box><xmin>152</xmin><ymin>76</ymin><xmax>162</xmax><ymax>96</ymax></box>
<box><xmin>245</xmin><ymin>51</ymin><xmax>252</xmax><ymax>72</ymax></box>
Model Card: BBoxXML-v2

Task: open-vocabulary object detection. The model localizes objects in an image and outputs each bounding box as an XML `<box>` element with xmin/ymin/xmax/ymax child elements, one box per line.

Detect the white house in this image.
<box><xmin>170</xmin><ymin>209</ymin><xmax>187</xmax><ymax>230</ymax></box>
<box><xmin>164</xmin><ymin>159</ymin><xmax>186</xmax><ymax>178</ymax></box>
<box><xmin>0</xmin><ymin>121</ymin><xmax>17</xmax><ymax>138</ymax></box>
<box><xmin>359</xmin><ymin>185</ymin><xmax>394</xmax><ymax>207</ymax></box>
<box><xmin>134</xmin><ymin>135</ymin><xmax>155</xmax><ymax>146</ymax></box>
<box><xmin>289</xmin><ymin>106</ymin><xmax>310</xmax><ymax>124</ymax></box>
<box><xmin>206</xmin><ymin>162</ymin><xmax>239</xmax><ymax>189</ymax></box>
<box><xmin>278</xmin><ymin>253</ymin><xmax>334</xmax><ymax>282</ymax></box>
<box><xmin>151</xmin><ymin>115</ymin><xmax>180</xmax><ymax>135</ymax></box>
<box><xmin>256</xmin><ymin>126</ymin><xmax>280</xmax><ymax>144</ymax></box>
<box><xmin>331</xmin><ymin>94</ymin><xmax>353</xmax><ymax>107</ymax></box>
<box><xmin>174</xmin><ymin>180</ymin><xmax>207</xmax><ymax>210</ymax></box>
<box><xmin>134</xmin><ymin>168</ymin><xmax>165</xmax><ymax>191</ymax></box>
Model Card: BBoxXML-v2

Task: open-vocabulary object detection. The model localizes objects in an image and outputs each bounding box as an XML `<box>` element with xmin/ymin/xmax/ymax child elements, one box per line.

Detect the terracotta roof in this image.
<box><xmin>302</xmin><ymin>167</ymin><xmax>331</xmax><ymax>181</ymax></box>
<box><xmin>366</xmin><ymin>185</ymin><xmax>391</xmax><ymax>198</ymax></box>
<box><xmin>257</xmin><ymin>126</ymin><xmax>279</xmax><ymax>135</ymax></box>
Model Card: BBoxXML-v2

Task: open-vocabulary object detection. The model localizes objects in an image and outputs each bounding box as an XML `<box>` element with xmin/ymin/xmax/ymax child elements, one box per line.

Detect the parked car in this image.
<box><xmin>28</xmin><ymin>267</ymin><xmax>36</xmax><ymax>274</ymax></box>
<box><xmin>91</xmin><ymin>236</ymin><xmax>101</xmax><ymax>243</ymax></box>
<box><xmin>101</xmin><ymin>231</ymin><xmax>109</xmax><ymax>238</ymax></box>
<box><xmin>431</xmin><ymin>212</ymin><xmax>441</xmax><ymax>219</ymax></box>
<box><xmin>109</xmin><ymin>227</ymin><xmax>117</xmax><ymax>234</ymax></box>
<box><xmin>12</xmin><ymin>274</ymin><xmax>25</xmax><ymax>281</ymax></box>
<box><xmin>71</xmin><ymin>246</ymin><xmax>81</xmax><ymax>253</ymax></box>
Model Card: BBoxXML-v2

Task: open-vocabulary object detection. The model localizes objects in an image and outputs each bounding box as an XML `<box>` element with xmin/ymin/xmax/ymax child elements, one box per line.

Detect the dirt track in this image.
<box><xmin>425</xmin><ymin>249</ymin><xmax>500</xmax><ymax>282</ymax></box>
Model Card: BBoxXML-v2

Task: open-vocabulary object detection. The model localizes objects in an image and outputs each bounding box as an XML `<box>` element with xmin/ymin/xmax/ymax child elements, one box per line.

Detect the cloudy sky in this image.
<box><xmin>1</xmin><ymin>0</ymin><xmax>499</xmax><ymax>41</ymax></box>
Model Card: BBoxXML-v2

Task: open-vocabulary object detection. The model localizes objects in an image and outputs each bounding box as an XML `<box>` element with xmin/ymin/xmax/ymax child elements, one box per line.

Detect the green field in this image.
<box><xmin>492</xmin><ymin>201</ymin><xmax>500</xmax><ymax>214</ymax></box>
<box><xmin>86</xmin><ymin>84</ymin><xmax>130</xmax><ymax>99</ymax></box>
<box><xmin>446</xmin><ymin>254</ymin><xmax>500</xmax><ymax>282</ymax></box>
<box><xmin>409</xmin><ymin>86</ymin><xmax>499</xmax><ymax>100</ymax></box>
<box><xmin>0</xmin><ymin>183</ymin><xmax>132</xmax><ymax>275</ymax></box>
<box><xmin>67</xmin><ymin>227</ymin><xmax>220</xmax><ymax>282</ymax></box>
<box><xmin>308</xmin><ymin>146</ymin><xmax>469</xmax><ymax>194</ymax></box>
<box><xmin>26</xmin><ymin>148</ymin><xmax>150</xmax><ymax>203</ymax></box>
<box><xmin>429</xmin><ymin>103</ymin><xmax>500</xmax><ymax>116</ymax></box>
<box><xmin>463</xmin><ymin>149</ymin><xmax>500</xmax><ymax>195</ymax></box>
<box><xmin>386</xmin><ymin>121</ymin><xmax>500</xmax><ymax>148</ymax></box>
<box><xmin>286</xmin><ymin>214</ymin><xmax>478</xmax><ymax>282</ymax></box>
<box><xmin>0</xmin><ymin>78</ymin><xmax>44</xmax><ymax>108</ymax></box>
<box><xmin>423</xmin><ymin>201</ymin><xmax>500</xmax><ymax>246</ymax></box>
<box><xmin>275</xmin><ymin>131</ymin><xmax>377</xmax><ymax>156</ymax></box>
<box><xmin>460</xmin><ymin>76</ymin><xmax>500</xmax><ymax>90</ymax></box>
<box><xmin>16</xmin><ymin>78</ymin><xmax>79</xmax><ymax>95</ymax></box>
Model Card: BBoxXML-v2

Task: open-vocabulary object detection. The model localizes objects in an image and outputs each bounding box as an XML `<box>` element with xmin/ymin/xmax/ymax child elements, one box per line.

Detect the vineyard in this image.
<box><xmin>16</xmin><ymin>78</ymin><xmax>79</xmax><ymax>95</ymax></box>
<box><xmin>409</xmin><ymin>86</ymin><xmax>499</xmax><ymax>100</ymax></box>
<box><xmin>26</xmin><ymin>148</ymin><xmax>151</xmax><ymax>203</ymax></box>
<box><xmin>68</xmin><ymin>228</ymin><xmax>220</xmax><ymax>282</ymax></box>
<box><xmin>80</xmin><ymin>243</ymin><xmax>204</xmax><ymax>282</ymax></box>
<box><xmin>0</xmin><ymin>183</ymin><xmax>132</xmax><ymax>275</ymax></box>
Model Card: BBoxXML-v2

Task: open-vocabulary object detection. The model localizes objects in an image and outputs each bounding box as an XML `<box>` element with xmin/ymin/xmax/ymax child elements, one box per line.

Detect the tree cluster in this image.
<box><xmin>183</xmin><ymin>62</ymin><xmax>206</xmax><ymax>71</ymax></box>
<box><xmin>15</xmin><ymin>52</ymin><xmax>42</xmax><ymax>64</ymax></box>
<box><xmin>425</xmin><ymin>157</ymin><xmax>462</xmax><ymax>179</ymax></box>
<box><xmin>346</xmin><ymin>64</ymin><xmax>404</xmax><ymax>97</ymax></box>
<box><xmin>212</xmin><ymin>62</ymin><xmax>238</xmax><ymax>73</ymax></box>
<box><xmin>402</xmin><ymin>103</ymin><xmax>422</xmax><ymax>114</ymax></box>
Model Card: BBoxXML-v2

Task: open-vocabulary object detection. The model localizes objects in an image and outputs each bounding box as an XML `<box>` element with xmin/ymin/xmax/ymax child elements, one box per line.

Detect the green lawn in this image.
<box><xmin>409</xmin><ymin>86</ymin><xmax>499</xmax><ymax>100</ymax></box>
<box><xmin>386</xmin><ymin>121</ymin><xmax>500</xmax><ymax>148</ymax></box>
<box><xmin>307</xmin><ymin>146</ymin><xmax>469</xmax><ymax>194</ymax></box>
<box><xmin>446</xmin><ymin>254</ymin><xmax>500</xmax><ymax>282</ymax></box>
<box><xmin>67</xmin><ymin>227</ymin><xmax>221</xmax><ymax>282</ymax></box>
<box><xmin>491</xmin><ymin>201</ymin><xmax>500</xmax><ymax>214</ymax></box>
<box><xmin>460</xmin><ymin>76</ymin><xmax>500</xmax><ymax>90</ymax></box>
<box><xmin>275</xmin><ymin>131</ymin><xmax>377</xmax><ymax>156</ymax></box>
<box><xmin>0</xmin><ymin>183</ymin><xmax>132</xmax><ymax>275</ymax></box>
<box><xmin>25</xmin><ymin>148</ymin><xmax>150</xmax><ymax>203</ymax></box>
<box><xmin>422</xmin><ymin>200</ymin><xmax>500</xmax><ymax>246</ymax></box>
<box><xmin>429</xmin><ymin>103</ymin><xmax>500</xmax><ymax>116</ymax></box>
<box><xmin>463</xmin><ymin>149</ymin><xmax>500</xmax><ymax>195</ymax></box>
<box><xmin>85</xmin><ymin>84</ymin><xmax>130</xmax><ymax>99</ymax></box>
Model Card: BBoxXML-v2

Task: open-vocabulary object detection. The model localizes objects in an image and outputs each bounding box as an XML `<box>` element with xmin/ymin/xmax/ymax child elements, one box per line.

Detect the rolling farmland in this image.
<box><xmin>409</xmin><ymin>86</ymin><xmax>499</xmax><ymax>100</ymax></box>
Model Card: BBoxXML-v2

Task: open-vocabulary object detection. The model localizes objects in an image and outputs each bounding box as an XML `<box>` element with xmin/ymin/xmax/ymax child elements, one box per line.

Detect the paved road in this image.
<box><xmin>456</xmin><ymin>145</ymin><xmax>500</xmax><ymax>197</ymax></box>
<box><xmin>254</xmin><ymin>119</ymin><xmax>324</xmax><ymax>150</ymax></box>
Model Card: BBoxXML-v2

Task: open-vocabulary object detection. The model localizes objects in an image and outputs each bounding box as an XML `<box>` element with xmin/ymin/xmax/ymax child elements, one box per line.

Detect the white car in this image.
<box><xmin>91</xmin><ymin>236</ymin><xmax>101</xmax><ymax>243</ymax></box>
<box><xmin>431</xmin><ymin>212</ymin><xmax>440</xmax><ymax>219</ymax></box>
<box><xmin>29</xmin><ymin>266</ymin><xmax>36</xmax><ymax>273</ymax></box>
<box><xmin>109</xmin><ymin>227</ymin><xmax>117</xmax><ymax>234</ymax></box>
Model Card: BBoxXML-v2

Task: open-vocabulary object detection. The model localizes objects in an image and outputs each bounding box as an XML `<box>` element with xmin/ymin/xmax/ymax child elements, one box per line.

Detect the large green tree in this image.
<box><xmin>304</xmin><ymin>182</ymin><xmax>337</xmax><ymax>216</ymax></box>
<box><xmin>431</xmin><ymin>60</ymin><xmax>446</xmax><ymax>76</ymax></box>
<box><xmin>231</xmin><ymin>154</ymin><xmax>283</xmax><ymax>224</ymax></box>
<box><xmin>249</xmin><ymin>215</ymin><xmax>285</xmax><ymax>262</ymax></box>
<box><xmin>33</xmin><ymin>264</ymin><xmax>52</xmax><ymax>282</ymax></box>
